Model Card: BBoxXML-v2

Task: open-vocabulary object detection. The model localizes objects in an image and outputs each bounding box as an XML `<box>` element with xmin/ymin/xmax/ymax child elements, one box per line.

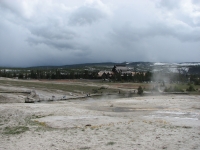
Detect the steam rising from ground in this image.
<box><xmin>150</xmin><ymin>67</ymin><xmax>182</xmax><ymax>92</ymax></box>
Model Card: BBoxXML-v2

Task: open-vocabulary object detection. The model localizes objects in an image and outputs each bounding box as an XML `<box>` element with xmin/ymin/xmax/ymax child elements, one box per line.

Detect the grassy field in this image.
<box><xmin>0</xmin><ymin>78</ymin><xmax>199</xmax><ymax>95</ymax></box>
<box><xmin>0</xmin><ymin>79</ymin><xmax>117</xmax><ymax>94</ymax></box>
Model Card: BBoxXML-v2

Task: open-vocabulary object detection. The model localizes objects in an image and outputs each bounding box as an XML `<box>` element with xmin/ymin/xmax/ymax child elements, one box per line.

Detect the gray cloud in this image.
<box><xmin>26</xmin><ymin>25</ymin><xmax>79</xmax><ymax>50</ymax></box>
<box><xmin>68</xmin><ymin>6</ymin><xmax>106</xmax><ymax>26</ymax></box>
<box><xmin>30</xmin><ymin>26</ymin><xmax>76</xmax><ymax>40</ymax></box>
<box><xmin>110</xmin><ymin>22</ymin><xmax>200</xmax><ymax>46</ymax></box>
<box><xmin>0</xmin><ymin>0</ymin><xmax>200</xmax><ymax>67</ymax></box>
<box><xmin>192</xmin><ymin>0</ymin><xmax>200</xmax><ymax>4</ymax></box>
<box><xmin>26</xmin><ymin>37</ymin><xmax>74</xmax><ymax>50</ymax></box>
<box><xmin>147</xmin><ymin>23</ymin><xmax>200</xmax><ymax>42</ymax></box>
<box><xmin>157</xmin><ymin>0</ymin><xmax>180</xmax><ymax>10</ymax></box>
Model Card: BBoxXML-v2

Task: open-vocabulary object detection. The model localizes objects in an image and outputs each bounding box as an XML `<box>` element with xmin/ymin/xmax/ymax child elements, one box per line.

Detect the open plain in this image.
<box><xmin>0</xmin><ymin>78</ymin><xmax>200</xmax><ymax>150</ymax></box>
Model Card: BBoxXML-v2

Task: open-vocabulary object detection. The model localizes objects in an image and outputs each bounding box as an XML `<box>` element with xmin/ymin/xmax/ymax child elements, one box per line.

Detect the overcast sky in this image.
<box><xmin>0</xmin><ymin>0</ymin><xmax>200</xmax><ymax>67</ymax></box>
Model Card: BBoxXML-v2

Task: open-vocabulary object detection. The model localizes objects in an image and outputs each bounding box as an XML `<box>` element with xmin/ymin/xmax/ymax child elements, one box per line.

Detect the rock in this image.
<box><xmin>25</xmin><ymin>90</ymin><xmax>39</xmax><ymax>103</ymax></box>
<box><xmin>162</xmin><ymin>146</ymin><xmax>167</xmax><ymax>149</ymax></box>
<box><xmin>85</xmin><ymin>124</ymin><xmax>91</xmax><ymax>127</ymax></box>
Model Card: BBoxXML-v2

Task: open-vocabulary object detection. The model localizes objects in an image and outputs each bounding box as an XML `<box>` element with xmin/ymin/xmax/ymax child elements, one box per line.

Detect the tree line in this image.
<box><xmin>0</xmin><ymin>69</ymin><xmax>151</xmax><ymax>82</ymax></box>
<box><xmin>0</xmin><ymin>68</ymin><xmax>199</xmax><ymax>84</ymax></box>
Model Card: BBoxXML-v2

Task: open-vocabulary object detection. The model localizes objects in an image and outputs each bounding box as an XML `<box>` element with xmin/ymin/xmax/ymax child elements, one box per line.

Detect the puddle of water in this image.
<box><xmin>145</xmin><ymin>111</ymin><xmax>200</xmax><ymax>126</ymax></box>
<box><xmin>156</xmin><ymin>111</ymin><xmax>186</xmax><ymax>115</ymax></box>
<box><xmin>88</xmin><ymin>106</ymin><xmax>168</xmax><ymax>113</ymax></box>
<box><xmin>84</xmin><ymin>94</ymin><xmax>137</xmax><ymax>102</ymax></box>
<box><xmin>154</xmin><ymin>111</ymin><xmax>199</xmax><ymax>119</ymax></box>
<box><xmin>111</xmin><ymin>107</ymin><xmax>137</xmax><ymax>112</ymax></box>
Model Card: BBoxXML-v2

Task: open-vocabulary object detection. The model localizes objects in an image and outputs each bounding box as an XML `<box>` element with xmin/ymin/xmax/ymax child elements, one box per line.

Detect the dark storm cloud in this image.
<box><xmin>0</xmin><ymin>0</ymin><xmax>200</xmax><ymax>67</ymax></box>
<box><xmin>26</xmin><ymin>37</ymin><xmax>75</xmax><ymax>50</ymax></box>
<box><xmin>27</xmin><ymin>25</ymin><xmax>80</xmax><ymax>50</ymax></box>
<box><xmin>110</xmin><ymin>25</ymin><xmax>141</xmax><ymax>47</ymax></box>
<box><xmin>30</xmin><ymin>26</ymin><xmax>76</xmax><ymax>40</ymax></box>
<box><xmin>0</xmin><ymin>0</ymin><xmax>22</xmax><ymax>16</ymax></box>
<box><xmin>147</xmin><ymin>23</ymin><xmax>200</xmax><ymax>42</ymax></box>
<box><xmin>110</xmin><ymin>22</ymin><xmax>200</xmax><ymax>46</ymax></box>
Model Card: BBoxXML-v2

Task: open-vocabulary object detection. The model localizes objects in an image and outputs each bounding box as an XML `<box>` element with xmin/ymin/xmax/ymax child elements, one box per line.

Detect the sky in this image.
<box><xmin>0</xmin><ymin>0</ymin><xmax>200</xmax><ymax>67</ymax></box>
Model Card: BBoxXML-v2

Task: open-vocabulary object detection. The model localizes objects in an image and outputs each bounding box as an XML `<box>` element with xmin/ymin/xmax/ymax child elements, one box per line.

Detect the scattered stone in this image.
<box><xmin>85</xmin><ymin>124</ymin><xmax>91</xmax><ymax>127</ymax></box>
<box><xmin>182</xmin><ymin>126</ymin><xmax>192</xmax><ymax>129</ymax></box>
<box><xmin>162</xmin><ymin>146</ymin><xmax>167</xmax><ymax>149</ymax></box>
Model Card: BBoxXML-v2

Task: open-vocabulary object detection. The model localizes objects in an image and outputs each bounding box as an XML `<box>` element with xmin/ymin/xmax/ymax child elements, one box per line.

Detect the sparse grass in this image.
<box><xmin>161</xmin><ymin>125</ymin><xmax>192</xmax><ymax>129</ymax></box>
<box><xmin>79</xmin><ymin>146</ymin><xmax>91</xmax><ymax>150</ymax></box>
<box><xmin>28</xmin><ymin>115</ymin><xmax>58</xmax><ymax>132</ymax></box>
<box><xmin>36</xmin><ymin>121</ymin><xmax>47</xmax><ymax>127</ymax></box>
<box><xmin>3</xmin><ymin>126</ymin><xmax>29</xmax><ymax>134</ymax></box>
<box><xmin>32</xmin><ymin>115</ymin><xmax>46</xmax><ymax>119</ymax></box>
<box><xmin>0</xmin><ymin>79</ymin><xmax>116</xmax><ymax>94</ymax></box>
<box><xmin>0</xmin><ymin>80</ymin><xmax>94</xmax><ymax>93</ymax></box>
<box><xmin>186</xmin><ymin>85</ymin><xmax>196</xmax><ymax>92</ymax></box>
<box><xmin>106</xmin><ymin>141</ymin><xmax>115</xmax><ymax>146</ymax></box>
<box><xmin>164</xmin><ymin>83</ymin><xmax>200</xmax><ymax>94</ymax></box>
<box><xmin>164</xmin><ymin>85</ymin><xmax>184</xmax><ymax>92</ymax></box>
<box><xmin>24</xmin><ymin>116</ymin><xmax>55</xmax><ymax>132</ymax></box>
<box><xmin>1</xmin><ymin>78</ymin><xmax>199</xmax><ymax>99</ymax></box>
<box><xmin>34</xmin><ymin>124</ymin><xmax>54</xmax><ymax>132</ymax></box>
<box><xmin>99</xmin><ymin>86</ymin><xmax>107</xmax><ymax>90</ymax></box>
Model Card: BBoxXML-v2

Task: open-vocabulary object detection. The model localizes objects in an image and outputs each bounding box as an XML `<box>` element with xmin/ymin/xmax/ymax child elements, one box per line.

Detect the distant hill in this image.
<box><xmin>1</xmin><ymin>62</ymin><xmax>200</xmax><ymax>75</ymax></box>
<box><xmin>26</xmin><ymin>62</ymin><xmax>155</xmax><ymax>69</ymax></box>
<box><xmin>26</xmin><ymin>62</ymin><xmax>116</xmax><ymax>69</ymax></box>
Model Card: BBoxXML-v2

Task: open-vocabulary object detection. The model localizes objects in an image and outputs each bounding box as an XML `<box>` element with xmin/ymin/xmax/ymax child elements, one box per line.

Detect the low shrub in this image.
<box><xmin>106</xmin><ymin>142</ymin><xmax>115</xmax><ymax>146</ymax></box>
<box><xmin>186</xmin><ymin>85</ymin><xmax>196</xmax><ymax>92</ymax></box>
<box><xmin>3</xmin><ymin>126</ymin><xmax>29</xmax><ymax>134</ymax></box>
<box><xmin>164</xmin><ymin>86</ymin><xmax>184</xmax><ymax>92</ymax></box>
<box><xmin>137</xmin><ymin>86</ymin><xmax>143</xmax><ymax>95</ymax></box>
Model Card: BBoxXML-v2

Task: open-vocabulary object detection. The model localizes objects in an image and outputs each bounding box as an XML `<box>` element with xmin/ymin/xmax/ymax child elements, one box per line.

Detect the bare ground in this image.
<box><xmin>0</xmin><ymin>78</ymin><xmax>200</xmax><ymax>150</ymax></box>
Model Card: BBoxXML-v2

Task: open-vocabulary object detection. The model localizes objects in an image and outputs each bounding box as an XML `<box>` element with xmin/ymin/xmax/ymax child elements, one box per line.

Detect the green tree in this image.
<box><xmin>18</xmin><ymin>73</ymin><xmax>24</xmax><ymax>79</ymax></box>
<box><xmin>56</xmin><ymin>70</ymin><xmax>61</xmax><ymax>79</ymax></box>
<box><xmin>70</xmin><ymin>71</ymin><xmax>75</xmax><ymax>79</ymax></box>
<box><xmin>30</xmin><ymin>70</ymin><xmax>36</xmax><ymax>79</ymax></box>
<box><xmin>145</xmin><ymin>71</ymin><xmax>152</xmax><ymax>81</ymax></box>
<box><xmin>137</xmin><ymin>86</ymin><xmax>143</xmax><ymax>95</ymax></box>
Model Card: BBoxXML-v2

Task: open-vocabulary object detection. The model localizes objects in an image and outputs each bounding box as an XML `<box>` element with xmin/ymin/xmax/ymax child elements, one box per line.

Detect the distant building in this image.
<box><xmin>115</xmin><ymin>65</ymin><xmax>132</xmax><ymax>74</ymax></box>
<box><xmin>98</xmin><ymin>65</ymin><xmax>145</xmax><ymax>79</ymax></box>
<box><xmin>98</xmin><ymin>71</ymin><xmax>113</xmax><ymax>78</ymax></box>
